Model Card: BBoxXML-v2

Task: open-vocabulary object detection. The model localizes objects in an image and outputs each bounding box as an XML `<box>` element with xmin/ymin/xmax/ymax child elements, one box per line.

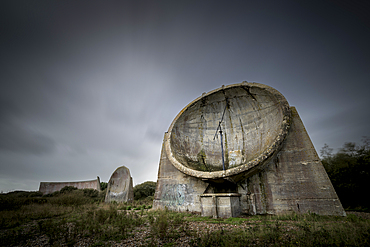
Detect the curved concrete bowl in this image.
<box><xmin>165</xmin><ymin>82</ymin><xmax>291</xmax><ymax>180</ymax></box>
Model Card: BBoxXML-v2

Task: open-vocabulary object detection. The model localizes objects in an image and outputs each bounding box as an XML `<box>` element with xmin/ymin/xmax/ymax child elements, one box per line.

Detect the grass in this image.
<box><xmin>1</xmin><ymin>190</ymin><xmax>370</xmax><ymax>246</ymax></box>
<box><xmin>189</xmin><ymin>215</ymin><xmax>370</xmax><ymax>247</ymax></box>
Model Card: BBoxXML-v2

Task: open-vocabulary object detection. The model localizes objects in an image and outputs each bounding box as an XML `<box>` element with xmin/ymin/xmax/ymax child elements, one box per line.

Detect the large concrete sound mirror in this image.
<box><xmin>39</xmin><ymin>177</ymin><xmax>101</xmax><ymax>195</ymax></box>
<box><xmin>105</xmin><ymin>166</ymin><xmax>134</xmax><ymax>203</ymax></box>
<box><xmin>153</xmin><ymin>82</ymin><xmax>346</xmax><ymax>218</ymax></box>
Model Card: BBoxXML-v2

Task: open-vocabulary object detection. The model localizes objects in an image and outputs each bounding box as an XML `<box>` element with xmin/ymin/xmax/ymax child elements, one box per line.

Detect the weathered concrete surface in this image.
<box><xmin>238</xmin><ymin>107</ymin><xmax>346</xmax><ymax>216</ymax></box>
<box><xmin>200</xmin><ymin>193</ymin><xmax>241</xmax><ymax>218</ymax></box>
<box><xmin>39</xmin><ymin>177</ymin><xmax>101</xmax><ymax>195</ymax></box>
<box><xmin>166</xmin><ymin>82</ymin><xmax>290</xmax><ymax>179</ymax></box>
<box><xmin>105</xmin><ymin>166</ymin><xmax>134</xmax><ymax>203</ymax></box>
<box><xmin>153</xmin><ymin>139</ymin><xmax>207</xmax><ymax>212</ymax></box>
<box><xmin>154</xmin><ymin>82</ymin><xmax>346</xmax><ymax>217</ymax></box>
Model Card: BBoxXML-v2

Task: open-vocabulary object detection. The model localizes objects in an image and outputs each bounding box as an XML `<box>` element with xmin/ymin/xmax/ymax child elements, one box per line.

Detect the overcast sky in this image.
<box><xmin>1</xmin><ymin>0</ymin><xmax>369</xmax><ymax>193</ymax></box>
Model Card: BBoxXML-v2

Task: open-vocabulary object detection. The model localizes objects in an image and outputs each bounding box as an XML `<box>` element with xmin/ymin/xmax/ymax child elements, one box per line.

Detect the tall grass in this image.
<box><xmin>192</xmin><ymin>216</ymin><xmax>370</xmax><ymax>247</ymax></box>
<box><xmin>1</xmin><ymin>190</ymin><xmax>369</xmax><ymax>246</ymax></box>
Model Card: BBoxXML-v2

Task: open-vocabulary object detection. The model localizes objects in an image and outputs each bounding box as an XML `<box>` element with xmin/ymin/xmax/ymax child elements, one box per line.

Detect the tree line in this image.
<box><xmin>320</xmin><ymin>137</ymin><xmax>370</xmax><ymax>211</ymax></box>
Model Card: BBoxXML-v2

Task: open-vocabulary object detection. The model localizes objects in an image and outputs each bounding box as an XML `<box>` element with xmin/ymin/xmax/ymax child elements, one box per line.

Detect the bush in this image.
<box><xmin>48</xmin><ymin>191</ymin><xmax>90</xmax><ymax>206</ymax></box>
<box><xmin>3</xmin><ymin>191</ymin><xmax>43</xmax><ymax>198</ymax></box>
<box><xmin>0</xmin><ymin>191</ymin><xmax>46</xmax><ymax>211</ymax></box>
<box><xmin>321</xmin><ymin>138</ymin><xmax>370</xmax><ymax>211</ymax></box>
<box><xmin>133</xmin><ymin>181</ymin><xmax>156</xmax><ymax>200</ymax></box>
<box><xmin>100</xmin><ymin>182</ymin><xmax>108</xmax><ymax>191</ymax></box>
<box><xmin>60</xmin><ymin>186</ymin><xmax>78</xmax><ymax>194</ymax></box>
<box><xmin>148</xmin><ymin>210</ymin><xmax>169</xmax><ymax>239</ymax></box>
<box><xmin>83</xmin><ymin>188</ymin><xmax>99</xmax><ymax>198</ymax></box>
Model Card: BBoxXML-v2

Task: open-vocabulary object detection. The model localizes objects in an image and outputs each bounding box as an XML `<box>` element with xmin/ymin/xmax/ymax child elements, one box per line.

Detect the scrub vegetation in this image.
<box><xmin>133</xmin><ymin>181</ymin><xmax>156</xmax><ymax>201</ymax></box>
<box><xmin>321</xmin><ymin>137</ymin><xmax>370</xmax><ymax>212</ymax></box>
<box><xmin>1</xmin><ymin>139</ymin><xmax>369</xmax><ymax>246</ymax></box>
<box><xmin>1</xmin><ymin>187</ymin><xmax>369</xmax><ymax>246</ymax></box>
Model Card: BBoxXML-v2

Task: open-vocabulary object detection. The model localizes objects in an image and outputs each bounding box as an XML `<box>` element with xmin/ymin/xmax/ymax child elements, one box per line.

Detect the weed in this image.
<box><xmin>1</xmin><ymin>190</ymin><xmax>369</xmax><ymax>247</ymax></box>
<box><xmin>149</xmin><ymin>210</ymin><xmax>169</xmax><ymax>239</ymax></box>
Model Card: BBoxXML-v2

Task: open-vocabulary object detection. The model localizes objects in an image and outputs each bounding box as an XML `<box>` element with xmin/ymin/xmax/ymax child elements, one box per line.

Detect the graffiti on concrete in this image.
<box><xmin>161</xmin><ymin>184</ymin><xmax>189</xmax><ymax>206</ymax></box>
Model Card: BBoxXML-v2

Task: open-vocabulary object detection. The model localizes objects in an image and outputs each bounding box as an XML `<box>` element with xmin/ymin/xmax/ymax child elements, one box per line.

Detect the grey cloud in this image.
<box><xmin>0</xmin><ymin>0</ymin><xmax>369</xmax><ymax>192</ymax></box>
<box><xmin>0</xmin><ymin>122</ymin><xmax>55</xmax><ymax>155</ymax></box>
<box><xmin>0</xmin><ymin>99</ymin><xmax>21</xmax><ymax>124</ymax></box>
<box><xmin>0</xmin><ymin>98</ymin><xmax>55</xmax><ymax>154</ymax></box>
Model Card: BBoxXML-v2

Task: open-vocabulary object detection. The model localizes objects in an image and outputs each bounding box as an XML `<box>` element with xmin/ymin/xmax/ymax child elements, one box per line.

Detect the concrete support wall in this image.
<box><xmin>105</xmin><ymin>166</ymin><xmax>134</xmax><ymax>203</ymax></box>
<box><xmin>153</xmin><ymin>137</ymin><xmax>207</xmax><ymax>212</ymax></box>
<box><xmin>240</xmin><ymin>107</ymin><xmax>346</xmax><ymax>216</ymax></box>
<box><xmin>39</xmin><ymin>177</ymin><xmax>101</xmax><ymax>195</ymax></box>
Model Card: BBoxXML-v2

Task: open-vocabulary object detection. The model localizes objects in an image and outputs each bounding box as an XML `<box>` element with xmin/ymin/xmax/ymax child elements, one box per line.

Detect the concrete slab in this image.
<box><xmin>105</xmin><ymin>166</ymin><xmax>134</xmax><ymax>203</ymax></box>
<box><xmin>39</xmin><ymin>177</ymin><xmax>101</xmax><ymax>195</ymax></box>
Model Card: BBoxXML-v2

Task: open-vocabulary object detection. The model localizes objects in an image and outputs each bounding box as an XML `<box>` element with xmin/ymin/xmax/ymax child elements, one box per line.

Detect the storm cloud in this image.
<box><xmin>0</xmin><ymin>0</ymin><xmax>369</xmax><ymax>192</ymax></box>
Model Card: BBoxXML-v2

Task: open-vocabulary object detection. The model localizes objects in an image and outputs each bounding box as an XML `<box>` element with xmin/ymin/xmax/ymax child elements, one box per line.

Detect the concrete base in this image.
<box><xmin>153</xmin><ymin>106</ymin><xmax>346</xmax><ymax>217</ymax></box>
<box><xmin>201</xmin><ymin>193</ymin><xmax>241</xmax><ymax>218</ymax></box>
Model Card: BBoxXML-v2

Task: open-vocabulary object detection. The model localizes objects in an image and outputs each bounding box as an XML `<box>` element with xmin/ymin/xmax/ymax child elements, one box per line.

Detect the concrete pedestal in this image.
<box><xmin>201</xmin><ymin>193</ymin><xmax>241</xmax><ymax>218</ymax></box>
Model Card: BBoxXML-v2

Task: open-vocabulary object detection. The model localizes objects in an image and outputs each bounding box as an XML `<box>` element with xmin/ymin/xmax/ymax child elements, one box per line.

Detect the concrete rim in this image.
<box><xmin>164</xmin><ymin>82</ymin><xmax>291</xmax><ymax>179</ymax></box>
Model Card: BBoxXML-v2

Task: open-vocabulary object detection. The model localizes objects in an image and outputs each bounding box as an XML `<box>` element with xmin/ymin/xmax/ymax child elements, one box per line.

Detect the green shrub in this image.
<box><xmin>97</xmin><ymin>190</ymin><xmax>107</xmax><ymax>202</ymax></box>
<box><xmin>3</xmin><ymin>191</ymin><xmax>43</xmax><ymax>198</ymax></box>
<box><xmin>0</xmin><ymin>192</ymin><xmax>46</xmax><ymax>211</ymax></box>
<box><xmin>48</xmin><ymin>190</ymin><xmax>91</xmax><ymax>206</ymax></box>
<box><xmin>149</xmin><ymin>210</ymin><xmax>169</xmax><ymax>239</ymax></box>
<box><xmin>60</xmin><ymin>186</ymin><xmax>78</xmax><ymax>194</ymax></box>
<box><xmin>83</xmin><ymin>188</ymin><xmax>99</xmax><ymax>198</ymax></box>
<box><xmin>100</xmin><ymin>182</ymin><xmax>108</xmax><ymax>191</ymax></box>
<box><xmin>78</xmin><ymin>205</ymin><xmax>144</xmax><ymax>242</ymax></box>
<box><xmin>133</xmin><ymin>181</ymin><xmax>156</xmax><ymax>200</ymax></box>
<box><xmin>321</xmin><ymin>138</ymin><xmax>370</xmax><ymax>211</ymax></box>
<box><xmin>45</xmin><ymin>190</ymin><xmax>61</xmax><ymax>197</ymax></box>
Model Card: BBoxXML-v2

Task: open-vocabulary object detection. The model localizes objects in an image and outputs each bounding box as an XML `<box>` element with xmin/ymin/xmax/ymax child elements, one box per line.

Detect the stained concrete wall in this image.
<box><xmin>39</xmin><ymin>177</ymin><xmax>101</xmax><ymax>195</ymax></box>
<box><xmin>105</xmin><ymin>166</ymin><xmax>134</xmax><ymax>203</ymax></box>
<box><xmin>154</xmin><ymin>139</ymin><xmax>207</xmax><ymax>212</ymax></box>
<box><xmin>238</xmin><ymin>107</ymin><xmax>345</xmax><ymax>216</ymax></box>
<box><xmin>154</xmin><ymin>82</ymin><xmax>346</xmax><ymax>217</ymax></box>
